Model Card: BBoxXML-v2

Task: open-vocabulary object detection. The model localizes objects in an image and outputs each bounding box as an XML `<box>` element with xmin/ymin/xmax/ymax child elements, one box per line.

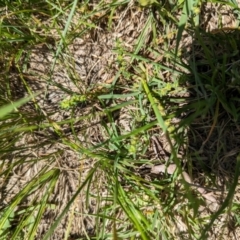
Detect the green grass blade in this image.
<box><xmin>0</xmin><ymin>94</ymin><xmax>39</xmax><ymax>119</ymax></box>
<box><xmin>27</xmin><ymin>170</ymin><xmax>60</xmax><ymax>240</ymax></box>
<box><xmin>117</xmin><ymin>184</ymin><xmax>152</xmax><ymax>240</ymax></box>
<box><xmin>42</xmin><ymin>164</ymin><xmax>98</xmax><ymax>240</ymax></box>
<box><xmin>200</xmin><ymin>154</ymin><xmax>240</xmax><ymax>239</ymax></box>
<box><xmin>141</xmin><ymin>77</ymin><xmax>168</xmax><ymax>133</ymax></box>
<box><xmin>51</xmin><ymin>0</ymin><xmax>79</xmax><ymax>72</ymax></box>
<box><xmin>0</xmin><ymin>167</ymin><xmax>58</xmax><ymax>235</ymax></box>
<box><xmin>175</xmin><ymin>0</ymin><xmax>200</xmax><ymax>56</ymax></box>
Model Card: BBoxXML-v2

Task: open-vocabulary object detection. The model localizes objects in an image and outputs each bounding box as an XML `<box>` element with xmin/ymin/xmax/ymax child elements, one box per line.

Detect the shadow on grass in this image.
<box><xmin>181</xmin><ymin>28</ymin><xmax>240</xmax><ymax>182</ymax></box>
<box><xmin>177</xmin><ymin>27</ymin><xmax>240</xmax><ymax>238</ymax></box>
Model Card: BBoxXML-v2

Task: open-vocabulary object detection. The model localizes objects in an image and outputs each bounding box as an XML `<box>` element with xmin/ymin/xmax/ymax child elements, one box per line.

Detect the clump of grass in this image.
<box><xmin>1</xmin><ymin>0</ymin><xmax>240</xmax><ymax>239</ymax></box>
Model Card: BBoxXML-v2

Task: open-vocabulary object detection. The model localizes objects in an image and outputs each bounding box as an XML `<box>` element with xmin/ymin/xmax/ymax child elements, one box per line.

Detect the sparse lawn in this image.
<box><xmin>1</xmin><ymin>0</ymin><xmax>240</xmax><ymax>239</ymax></box>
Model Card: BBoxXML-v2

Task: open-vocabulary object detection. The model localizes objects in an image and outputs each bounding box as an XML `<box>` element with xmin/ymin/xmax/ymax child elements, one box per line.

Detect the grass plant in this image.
<box><xmin>1</xmin><ymin>0</ymin><xmax>240</xmax><ymax>239</ymax></box>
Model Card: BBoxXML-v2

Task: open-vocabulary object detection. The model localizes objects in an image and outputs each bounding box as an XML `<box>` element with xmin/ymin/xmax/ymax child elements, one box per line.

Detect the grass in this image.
<box><xmin>1</xmin><ymin>0</ymin><xmax>240</xmax><ymax>239</ymax></box>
